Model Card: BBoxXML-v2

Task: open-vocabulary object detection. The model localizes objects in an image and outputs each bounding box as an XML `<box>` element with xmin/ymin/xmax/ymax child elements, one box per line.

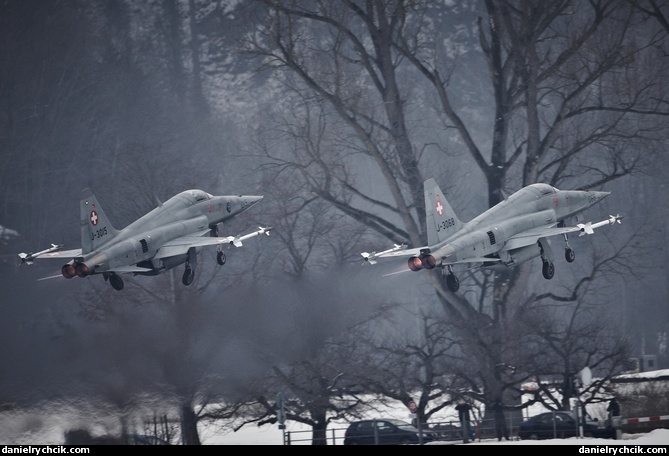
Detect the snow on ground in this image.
<box><xmin>206</xmin><ymin>422</ymin><xmax>669</xmax><ymax>445</ymax></box>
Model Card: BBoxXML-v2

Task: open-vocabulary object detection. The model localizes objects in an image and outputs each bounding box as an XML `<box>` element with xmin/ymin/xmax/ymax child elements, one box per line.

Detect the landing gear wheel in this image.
<box><xmin>542</xmin><ymin>261</ymin><xmax>555</xmax><ymax>280</ymax></box>
<box><xmin>109</xmin><ymin>274</ymin><xmax>124</xmax><ymax>291</ymax></box>
<box><xmin>217</xmin><ymin>251</ymin><xmax>226</xmax><ymax>266</ymax></box>
<box><xmin>565</xmin><ymin>248</ymin><xmax>575</xmax><ymax>263</ymax></box>
<box><xmin>182</xmin><ymin>268</ymin><xmax>195</xmax><ymax>286</ymax></box>
<box><xmin>445</xmin><ymin>273</ymin><xmax>460</xmax><ymax>292</ymax></box>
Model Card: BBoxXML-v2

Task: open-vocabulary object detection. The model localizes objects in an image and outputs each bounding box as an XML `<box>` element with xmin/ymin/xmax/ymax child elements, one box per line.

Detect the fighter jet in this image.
<box><xmin>19</xmin><ymin>188</ymin><xmax>271</xmax><ymax>290</ymax></box>
<box><xmin>361</xmin><ymin>178</ymin><xmax>622</xmax><ymax>292</ymax></box>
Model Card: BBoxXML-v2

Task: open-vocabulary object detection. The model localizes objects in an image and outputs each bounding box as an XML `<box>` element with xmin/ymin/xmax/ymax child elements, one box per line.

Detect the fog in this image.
<box><xmin>0</xmin><ymin>256</ymin><xmax>425</xmax><ymax>437</ymax></box>
<box><xmin>1</xmin><ymin>0</ymin><xmax>668</xmax><ymax>445</ymax></box>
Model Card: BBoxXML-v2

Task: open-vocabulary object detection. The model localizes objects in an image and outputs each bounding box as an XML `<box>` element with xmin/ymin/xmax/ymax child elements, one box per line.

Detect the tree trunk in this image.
<box><xmin>181</xmin><ymin>402</ymin><xmax>201</xmax><ymax>445</ymax></box>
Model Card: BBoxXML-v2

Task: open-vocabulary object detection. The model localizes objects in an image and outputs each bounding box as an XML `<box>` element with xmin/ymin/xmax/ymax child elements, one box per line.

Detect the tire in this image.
<box><xmin>109</xmin><ymin>274</ymin><xmax>124</xmax><ymax>291</ymax></box>
<box><xmin>182</xmin><ymin>268</ymin><xmax>194</xmax><ymax>285</ymax></box>
<box><xmin>565</xmin><ymin>248</ymin><xmax>575</xmax><ymax>263</ymax></box>
<box><xmin>446</xmin><ymin>273</ymin><xmax>460</xmax><ymax>292</ymax></box>
<box><xmin>542</xmin><ymin>261</ymin><xmax>555</xmax><ymax>279</ymax></box>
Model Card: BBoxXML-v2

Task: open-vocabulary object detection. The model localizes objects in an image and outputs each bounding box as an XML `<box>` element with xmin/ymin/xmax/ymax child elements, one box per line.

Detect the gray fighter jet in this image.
<box><xmin>361</xmin><ymin>178</ymin><xmax>622</xmax><ymax>292</ymax></box>
<box><xmin>19</xmin><ymin>188</ymin><xmax>271</xmax><ymax>290</ymax></box>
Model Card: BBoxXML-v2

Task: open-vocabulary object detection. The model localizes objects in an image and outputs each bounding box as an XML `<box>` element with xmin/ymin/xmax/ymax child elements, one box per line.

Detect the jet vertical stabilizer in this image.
<box><xmin>424</xmin><ymin>178</ymin><xmax>463</xmax><ymax>246</ymax></box>
<box><xmin>80</xmin><ymin>188</ymin><xmax>120</xmax><ymax>254</ymax></box>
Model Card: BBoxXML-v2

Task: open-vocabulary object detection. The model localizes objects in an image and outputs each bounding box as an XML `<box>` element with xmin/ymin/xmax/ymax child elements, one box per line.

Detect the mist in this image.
<box><xmin>0</xmin><ymin>257</ymin><xmax>421</xmax><ymax>442</ymax></box>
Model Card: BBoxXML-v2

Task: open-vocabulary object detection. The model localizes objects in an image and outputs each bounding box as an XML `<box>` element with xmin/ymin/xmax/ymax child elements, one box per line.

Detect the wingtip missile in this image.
<box><xmin>229</xmin><ymin>226</ymin><xmax>272</xmax><ymax>247</ymax></box>
<box><xmin>361</xmin><ymin>243</ymin><xmax>407</xmax><ymax>265</ymax></box>
<box><xmin>360</xmin><ymin>252</ymin><xmax>378</xmax><ymax>265</ymax></box>
<box><xmin>18</xmin><ymin>243</ymin><xmax>64</xmax><ymax>265</ymax></box>
<box><xmin>577</xmin><ymin>214</ymin><xmax>623</xmax><ymax>236</ymax></box>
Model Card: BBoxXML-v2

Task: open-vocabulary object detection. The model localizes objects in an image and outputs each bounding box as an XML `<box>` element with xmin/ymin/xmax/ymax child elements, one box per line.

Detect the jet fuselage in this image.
<box><xmin>73</xmin><ymin>190</ymin><xmax>262</xmax><ymax>278</ymax></box>
<box><xmin>429</xmin><ymin>184</ymin><xmax>609</xmax><ymax>268</ymax></box>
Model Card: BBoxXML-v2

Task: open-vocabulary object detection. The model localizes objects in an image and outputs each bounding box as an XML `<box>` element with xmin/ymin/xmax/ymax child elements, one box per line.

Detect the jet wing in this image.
<box><xmin>154</xmin><ymin>226</ymin><xmax>272</xmax><ymax>260</ymax></box>
<box><xmin>362</xmin><ymin>245</ymin><xmax>500</xmax><ymax>263</ymax></box>
<box><xmin>505</xmin><ymin>215</ymin><xmax>623</xmax><ymax>250</ymax></box>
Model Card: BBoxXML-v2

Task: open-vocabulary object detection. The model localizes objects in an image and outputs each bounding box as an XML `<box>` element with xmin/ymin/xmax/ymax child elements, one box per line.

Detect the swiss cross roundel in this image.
<box><xmin>435</xmin><ymin>201</ymin><xmax>444</xmax><ymax>216</ymax></box>
<box><xmin>90</xmin><ymin>210</ymin><xmax>99</xmax><ymax>226</ymax></box>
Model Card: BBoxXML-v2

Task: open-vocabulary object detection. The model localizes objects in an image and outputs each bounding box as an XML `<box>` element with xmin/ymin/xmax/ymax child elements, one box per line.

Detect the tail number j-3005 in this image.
<box><xmin>90</xmin><ymin>226</ymin><xmax>108</xmax><ymax>241</ymax></box>
<box><xmin>436</xmin><ymin>217</ymin><xmax>456</xmax><ymax>232</ymax></box>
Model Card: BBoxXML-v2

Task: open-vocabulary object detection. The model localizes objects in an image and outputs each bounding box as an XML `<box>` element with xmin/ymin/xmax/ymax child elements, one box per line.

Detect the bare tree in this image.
<box><xmin>518</xmin><ymin>300</ymin><xmax>633</xmax><ymax>412</ymax></box>
<box><xmin>240</xmin><ymin>0</ymin><xmax>668</xmax><ymax>423</ymax></box>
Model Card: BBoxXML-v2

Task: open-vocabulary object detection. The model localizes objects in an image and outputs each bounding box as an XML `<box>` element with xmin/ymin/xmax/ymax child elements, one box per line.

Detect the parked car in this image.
<box><xmin>343</xmin><ymin>419</ymin><xmax>441</xmax><ymax>445</ymax></box>
<box><xmin>518</xmin><ymin>411</ymin><xmax>615</xmax><ymax>440</ymax></box>
<box><xmin>431</xmin><ymin>422</ymin><xmax>475</xmax><ymax>441</ymax></box>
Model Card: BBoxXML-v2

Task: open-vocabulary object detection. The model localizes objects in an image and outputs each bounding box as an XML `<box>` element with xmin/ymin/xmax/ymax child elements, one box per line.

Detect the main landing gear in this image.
<box><xmin>442</xmin><ymin>266</ymin><xmax>460</xmax><ymax>292</ymax></box>
<box><xmin>182</xmin><ymin>267</ymin><xmax>195</xmax><ymax>286</ymax></box>
<box><xmin>542</xmin><ymin>260</ymin><xmax>555</xmax><ymax>280</ymax></box>
<box><xmin>182</xmin><ymin>247</ymin><xmax>197</xmax><ymax>286</ymax></box>
<box><xmin>543</xmin><ymin>232</ymin><xmax>576</xmax><ymax>280</ymax></box>
<box><xmin>102</xmin><ymin>272</ymin><xmax>124</xmax><ymax>291</ymax></box>
<box><xmin>109</xmin><ymin>273</ymin><xmax>124</xmax><ymax>291</ymax></box>
<box><xmin>538</xmin><ymin>238</ymin><xmax>555</xmax><ymax>280</ymax></box>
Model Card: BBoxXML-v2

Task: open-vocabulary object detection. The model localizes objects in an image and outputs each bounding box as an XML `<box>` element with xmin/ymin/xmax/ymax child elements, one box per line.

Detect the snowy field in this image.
<box><xmin>207</xmin><ymin>422</ymin><xmax>669</xmax><ymax>445</ymax></box>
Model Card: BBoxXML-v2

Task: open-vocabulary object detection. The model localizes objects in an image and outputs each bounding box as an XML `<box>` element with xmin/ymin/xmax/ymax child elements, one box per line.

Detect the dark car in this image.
<box><xmin>518</xmin><ymin>411</ymin><xmax>615</xmax><ymax>440</ymax></box>
<box><xmin>432</xmin><ymin>422</ymin><xmax>475</xmax><ymax>441</ymax></box>
<box><xmin>343</xmin><ymin>419</ymin><xmax>440</xmax><ymax>445</ymax></box>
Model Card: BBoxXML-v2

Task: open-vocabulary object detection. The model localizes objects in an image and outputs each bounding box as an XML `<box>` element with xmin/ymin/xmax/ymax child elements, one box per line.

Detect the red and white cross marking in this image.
<box><xmin>90</xmin><ymin>210</ymin><xmax>99</xmax><ymax>226</ymax></box>
<box><xmin>436</xmin><ymin>200</ymin><xmax>444</xmax><ymax>216</ymax></box>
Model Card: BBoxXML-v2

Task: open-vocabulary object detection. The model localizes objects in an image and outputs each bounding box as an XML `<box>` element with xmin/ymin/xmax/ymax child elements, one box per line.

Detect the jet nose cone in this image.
<box><xmin>246</xmin><ymin>195</ymin><xmax>263</xmax><ymax>207</ymax></box>
<box><xmin>589</xmin><ymin>191</ymin><xmax>610</xmax><ymax>206</ymax></box>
